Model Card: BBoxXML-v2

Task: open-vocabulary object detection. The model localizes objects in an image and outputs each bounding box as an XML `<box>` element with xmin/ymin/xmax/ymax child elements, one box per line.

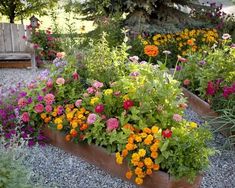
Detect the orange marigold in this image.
<box><xmin>138</xmin><ymin>162</ymin><xmax>144</xmax><ymax>168</ymax></box>
<box><xmin>126</xmin><ymin>143</ymin><xmax>135</xmax><ymax>151</ymax></box>
<box><xmin>144</xmin><ymin>157</ymin><xmax>153</xmax><ymax>167</ymax></box>
<box><xmin>143</xmin><ymin>127</ymin><xmax>152</xmax><ymax>134</ymax></box>
<box><xmin>144</xmin><ymin>138</ymin><xmax>152</xmax><ymax>145</ymax></box>
<box><xmin>57</xmin><ymin>124</ymin><xmax>63</xmax><ymax>130</ymax></box>
<box><xmin>121</xmin><ymin>149</ymin><xmax>128</xmax><ymax>157</ymax></box>
<box><xmin>123</xmin><ymin>123</ymin><xmax>135</xmax><ymax>131</ymax></box>
<box><xmin>125</xmin><ymin>171</ymin><xmax>133</xmax><ymax>179</ymax></box>
<box><xmin>65</xmin><ymin>134</ymin><xmax>71</xmax><ymax>142</ymax></box>
<box><xmin>144</xmin><ymin>45</ymin><xmax>159</xmax><ymax>57</ymax></box>
<box><xmin>134</xmin><ymin>167</ymin><xmax>143</xmax><ymax>175</ymax></box>
<box><xmin>151</xmin><ymin>152</ymin><xmax>158</xmax><ymax>159</ymax></box>
<box><xmin>70</xmin><ymin>129</ymin><xmax>77</xmax><ymax>137</ymax></box>
<box><xmin>146</xmin><ymin>168</ymin><xmax>152</xmax><ymax>175</ymax></box>
<box><xmin>135</xmin><ymin>177</ymin><xmax>143</xmax><ymax>185</ymax></box>
<box><xmin>153</xmin><ymin>164</ymin><xmax>160</xmax><ymax>171</ymax></box>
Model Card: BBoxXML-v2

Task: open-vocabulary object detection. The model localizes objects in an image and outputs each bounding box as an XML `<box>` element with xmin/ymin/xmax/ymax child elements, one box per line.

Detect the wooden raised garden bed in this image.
<box><xmin>43</xmin><ymin>127</ymin><xmax>203</xmax><ymax>188</ymax></box>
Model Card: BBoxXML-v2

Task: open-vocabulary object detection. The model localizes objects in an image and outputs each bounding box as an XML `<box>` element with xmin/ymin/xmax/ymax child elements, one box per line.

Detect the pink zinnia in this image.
<box><xmin>44</xmin><ymin>93</ymin><xmax>55</xmax><ymax>105</ymax></box>
<box><xmin>75</xmin><ymin>99</ymin><xmax>82</xmax><ymax>107</ymax></box>
<box><xmin>18</xmin><ymin>98</ymin><xmax>28</xmax><ymax>108</ymax></box>
<box><xmin>178</xmin><ymin>56</ymin><xmax>187</xmax><ymax>63</ymax></box>
<box><xmin>45</xmin><ymin>105</ymin><xmax>52</xmax><ymax>113</ymax></box>
<box><xmin>95</xmin><ymin>104</ymin><xmax>104</xmax><ymax>113</ymax></box>
<box><xmin>183</xmin><ymin>79</ymin><xmax>190</xmax><ymax>86</ymax></box>
<box><xmin>22</xmin><ymin>112</ymin><xmax>30</xmax><ymax>122</ymax></box>
<box><xmin>34</xmin><ymin>103</ymin><xmax>44</xmax><ymax>113</ymax></box>
<box><xmin>87</xmin><ymin>87</ymin><xmax>95</xmax><ymax>94</ymax></box>
<box><xmin>87</xmin><ymin>113</ymin><xmax>97</xmax><ymax>125</ymax></box>
<box><xmin>106</xmin><ymin>118</ymin><xmax>119</xmax><ymax>132</ymax></box>
<box><xmin>56</xmin><ymin>77</ymin><xmax>65</xmax><ymax>85</ymax></box>
<box><xmin>92</xmin><ymin>81</ymin><xmax>104</xmax><ymax>89</ymax></box>
<box><xmin>173</xmin><ymin>114</ymin><xmax>182</xmax><ymax>122</ymax></box>
<box><xmin>46</xmin><ymin>80</ymin><xmax>53</xmax><ymax>88</ymax></box>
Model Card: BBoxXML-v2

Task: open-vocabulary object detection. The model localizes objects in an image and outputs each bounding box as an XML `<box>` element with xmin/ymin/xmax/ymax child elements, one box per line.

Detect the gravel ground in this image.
<box><xmin>0</xmin><ymin>68</ymin><xmax>235</xmax><ymax>188</ymax></box>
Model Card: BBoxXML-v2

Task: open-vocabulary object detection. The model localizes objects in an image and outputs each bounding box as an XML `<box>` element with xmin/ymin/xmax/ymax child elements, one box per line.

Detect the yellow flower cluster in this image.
<box><xmin>116</xmin><ymin>126</ymin><xmax>161</xmax><ymax>185</ymax></box>
<box><xmin>40</xmin><ymin>104</ymin><xmax>90</xmax><ymax>142</ymax></box>
<box><xmin>141</xmin><ymin>28</ymin><xmax>218</xmax><ymax>57</ymax></box>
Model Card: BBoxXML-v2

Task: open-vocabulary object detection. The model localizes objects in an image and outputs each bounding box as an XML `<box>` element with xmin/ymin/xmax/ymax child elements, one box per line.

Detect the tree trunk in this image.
<box><xmin>9</xmin><ymin>16</ymin><xmax>15</xmax><ymax>23</ymax></box>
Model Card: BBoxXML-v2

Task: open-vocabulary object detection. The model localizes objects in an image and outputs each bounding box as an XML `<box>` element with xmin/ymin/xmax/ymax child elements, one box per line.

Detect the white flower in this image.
<box><xmin>163</xmin><ymin>50</ymin><xmax>171</xmax><ymax>55</ymax></box>
<box><xmin>222</xmin><ymin>33</ymin><xmax>231</xmax><ymax>40</ymax></box>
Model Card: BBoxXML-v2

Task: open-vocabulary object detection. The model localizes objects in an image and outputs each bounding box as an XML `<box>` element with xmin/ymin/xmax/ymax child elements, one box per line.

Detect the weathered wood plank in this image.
<box><xmin>0</xmin><ymin>53</ymin><xmax>31</xmax><ymax>60</ymax></box>
<box><xmin>18</xmin><ymin>24</ymin><xmax>26</xmax><ymax>52</ymax></box>
<box><xmin>11</xmin><ymin>24</ymin><xmax>20</xmax><ymax>52</ymax></box>
<box><xmin>3</xmin><ymin>23</ymin><xmax>12</xmax><ymax>52</ymax></box>
<box><xmin>0</xmin><ymin>23</ymin><xmax>5</xmax><ymax>53</ymax></box>
<box><xmin>0</xmin><ymin>60</ymin><xmax>31</xmax><ymax>68</ymax></box>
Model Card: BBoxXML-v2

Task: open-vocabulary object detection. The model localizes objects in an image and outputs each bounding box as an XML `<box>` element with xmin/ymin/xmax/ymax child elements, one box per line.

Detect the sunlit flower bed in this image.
<box><xmin>0</xmin><ymin>37</ymin><xmax>214</xmax><ymax>185</ymax></box>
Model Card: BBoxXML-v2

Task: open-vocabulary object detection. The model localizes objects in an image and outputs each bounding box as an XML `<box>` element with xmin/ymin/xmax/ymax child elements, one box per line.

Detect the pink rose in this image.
<box><xmin>87</xmin><ymin>113</ymin><xmax>97</xmax><ymax>125</ymax></box>
<box><xmin>56</xmin><ymin>78</ymin><xmax>65</xmax><ymax>85</ymax></box>
<box><xmin>183</xmin><ymin>79</ymin><xmax>190</xmax><ymax>86</ymax></box>
<box><xmin>87</xmin><ymin>87</ymin><xmax>95</xmax><ymax>94</ymax></box>
<box><xmin>45</xmin><ymin>105</ymin><xmax>52</xmax><ymax>113</ymax></box>
<box><xmin>22</xmin><ymin>112</ymin><xmax>30</xmax><ymax>122</ymax></box>
<box><xmin>173</xmin><ymin>114</ymin><xmax>182</xmax><ymax>122</ymax></box>
<box><xmin>34</xmin><ymin>104</ymin><xmax>44</xmax><ymax>113</ymax></box>
<box><xmin>106</xmin><ymin>118</ymin><xmax>119</xmax><ymax>132</ymax></box>
<box><xmin>75</xmin><ymin>99</ymin><xmax>82</xmax><ymax>107</ymax></box>
<box><xmin>44</xmin><ymin>93</ymin><xmax>55</xmax><ymax>105</ymax></box>
<box><xmin>18</xmin><ymin>98</ymin><xmax>28</xmax><ymax>108</ymax></box>
<box><xmin>92</xmin><ymin>81</ymin><xmax>104</xmax><ymax>89</ymax></box>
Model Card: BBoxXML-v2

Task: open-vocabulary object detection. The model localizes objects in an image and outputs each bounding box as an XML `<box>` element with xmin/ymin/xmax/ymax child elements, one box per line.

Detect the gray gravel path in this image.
<box><xmin>0</xmin><ymin>68</ymin><xmax>235</xmax><ymax>188</ymax></box>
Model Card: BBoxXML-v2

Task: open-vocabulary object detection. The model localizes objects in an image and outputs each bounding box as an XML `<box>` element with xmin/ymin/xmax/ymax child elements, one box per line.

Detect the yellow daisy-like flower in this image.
<box><xmin>140</xmin><ymin>132</ymin><xmax>147</xmax><ymax>138</ymax></box>
<box><xmin>40</xmin><ymin>113</ymin><xmax>47</xmax><ymax>120</ymax></box>
<box><xmin>122</xmin><ymin>95</ymin><xmax>129</xmax><ymax>101</ymax></box>
<box><xmin>189</xmin><ymin>122</ymin><xmax>197</xmax><ymax>128</ymax></box>
<box><xmin>151</xmin><ymin>126</ymin><xmax>159</xmax><ymax>134</ymax></box>
<box><xmin>51</xmin><ymin>111</ymin><xmax>57</xmax><ymax>117</ymax></box>
<box><xmin>54</xmin><ymin>117</ymin><xmax>63</xmax><ymax>124</ymax></box>
<box><xmin>90</xmin><ymin>97</ymin><xmax>99</xmax><ymax>105</ymax></box>
<box><xmin>71</xmin><ymin>121</ymin><xmax>78</xmax><ymax>129</ymax></box>
<box><xmin>132</xmin><ymin>153</ymin><xmax>140</xmax><ymax>162</ymax></box>
<box><xmin>138</xmin><ymin>149</ymin><xmax>146</xmax><ymax>157</ymax></box>
<box><xmin>135</xmin><ymin>136</ymin><xmax>142</xmax><ymax>143</ymax></box>
<box><xmin>104</xmin><ymin>89</ymin><xmax>113</xmax><ymax>95</ymax></box>
<box><xmin>116</xmin><ymin>156</ymin><xmax>123</xmax><ymax>164</ymax></box>
<box><xmin>66</xmin><ymin>112</ymin><xmax>74</xmax><ymax>121</ymax></box>
<box><xmin>135</xmin><ymin>177</ymin><xmax>143</xmax><ymax>185</ymax></box>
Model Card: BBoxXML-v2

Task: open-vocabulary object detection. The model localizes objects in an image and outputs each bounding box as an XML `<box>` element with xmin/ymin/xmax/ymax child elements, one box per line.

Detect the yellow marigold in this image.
<box><xmin>125</xmin><ymin>171</ymin><xmax>133</xmax><ymax>179</ymax></box>
<box><xmin>151</xmin><ymin>126</ymin><xmax>159</xmax><ymax>134</ymax></box>
<box><xmin>146</xmin><ymin>134</ymin><xmax>153</xmax><ymax>141</ymax></box>
<box><xmin>135</xmin><ymin>136</ymin><xmax>142</xmax><ymax>143</ymax></box>
<box><xmin>144</xmin><ymin>45</ymin><xmax>159</xmax><ymax>57</ymax></box>
<box><xmin>134</xmin><ymin>167</ymin><xmax>143</xmax><ymax>176</ymax></box>
<box><xmin>146</xmin><ymin>168</ymin><xmax>152</xmax><ymax>175</ymax></box>
<box><xmin>138</xmin><ymin>149</ymin><xmax>146</xmax><ymax>157</ymax></box>
<box><xmin>104</xmin><ymin>89</ymin><xmax>113</xmax><ymax>95</ymax></box>
<box><xmin>57</xmin><ymin>124</ymin><xmax>63</xmax><ymax>130</ymax></box>
<box><xmin>116</xmin><ymin>152</ymin><xmax>121</xmax><ymax>158</ymax></box>
<box><xmin>51</xmin><ymin>111</ymin><xmax>57</xmax><ymax>117</ymax></box>
<box><xmin>132</xmin><ymin>153</ymin><xmax>140</xmax><ymax>161</ymax></box>
<box><xmin>151</xmin><ymin>152</ymin><xmax>158</xmax><ymax>159</ymax></box>
<box><xmin>121</xmin><ymin>149</ymin><xmax>128</xmax><ymax>157</ymax></box>
<box><xmin>140</xmin><ymin>132</ymin><xmax>147</xmax><ymax>138</ymax></box>
<box><xmin>144</xmin><ymin>157</ymin><xmax>153</xmax><ymax>167</ymax></box>
<box><xmin>126</xmin><ymin>143</ymin><xmax>135</xmax><ymax>151</ymax></box>
<box><xmin>142</xmin><ymin>40</ymin><xmax>148</xmax><ymax>45</ymax></box>
<box><xmin>40</xmin><ymin>113</ymin><xmax>47</xmax><ymax>120</ymax></box>
<box><xmin>116</xmin><ymin>156</ymin><xmax>123</xmax><ymax>164</ymax></box>
<box><xmin>90</xmin><ymin>97</ymin><xmax>99</xmax><ymax>105</ymax></box>
<box><xmin>153</xmin><ymin>164</ymin><xmax>160</xmax><ymax>171</ymax></box>
<box><xmin>71</xmin><ymin>121</ymin><xmax>78</xmax><ymax>129</ymax></box>
<box><xmin>143</xmin><ymin>128</ymin><xmax>152</xmax><ymax>134</ymax></box>
<box><xmin>77</xmin><ymin>114</ymin><xmax>84</xmax><ymax>119</ymax></box>
<box><xmin>65</xmin><ymin>108</ymin><xmax>71</xmax><ymax>113</ymax></box>
<box><xmin>66</xmin><ymin>112</ymin><xmax>74</xmax><ymax>121</ymax></box>
<box><xmin>135</xmin><ymin>177</ymin><xmax>143</xmax><ymax>185</ymax></box>
<box><xmin>122</xmin><ymin>95</ymin><xmax>129</xmax><ymax>101</ymax></box>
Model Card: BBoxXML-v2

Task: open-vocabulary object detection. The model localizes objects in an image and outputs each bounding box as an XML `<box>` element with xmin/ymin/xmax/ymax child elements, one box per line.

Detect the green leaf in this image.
<box><xmin>160</xmin><ymin>139</ymin><xmax>169</xmax><ymax>152</ymax></box>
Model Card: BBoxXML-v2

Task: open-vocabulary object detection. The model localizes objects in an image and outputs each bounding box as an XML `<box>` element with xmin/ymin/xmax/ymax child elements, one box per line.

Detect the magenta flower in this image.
<box><xmin>95</xmin><ymin>104</ymin><xmax>104</xmax><ymax>113</ymax></box>
<box><xmin>46</xmin><ymin>80</ymin><xmax>53</xmax><ymax>88</ymax></box>
<box><xmin>106</xmin><ymin>118</ymin><xmax>119</xmax><ymax>132</ymax></box>
<box><xmin>223</xmin><ymin>86</ymin><xmax>233</xmax><ymax>98</ymax></box>
<box><xmin>34</xmin><ymin>104</ymin><xmax>44</xmax><ymax>113</ymax></box>
<box><xmin>87</xmin><ymin>113</ymin><xmax>97</xmax><ymax>125</ymax></box>
<box><xmin>22</xmin><ymin>112</ymin><xmax>30</xmax><ymax>122</ymax></box>
<box><xmin>92</xmin><ymin>81</ymin><xmax>104</xmax><ymax>89</ymax></box>
<box><xmin>206</xmin><ymin>81</ymin><xmax>215</xmax><ymax>96</ymax></box>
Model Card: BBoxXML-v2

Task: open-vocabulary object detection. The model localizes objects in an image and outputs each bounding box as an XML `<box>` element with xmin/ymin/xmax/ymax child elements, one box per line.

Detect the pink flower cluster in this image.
<box><xmin>44</xmin><ymin>93</ymin><xmax>55</xmax><ymax>105</ymax></box>
<box><xmin>86</xmin><ymin>81</ymin><xmax>104</xmax><ymax>95</ymax></box>
<box><xmin>223</xmin><ymin>83</ymin><xmax>235</xmax><ymax>98</ymax></box>
<box><xmin>106</xmin><ymin>118</ymin><xmax>119</xmax><ymax>132</ymax></box>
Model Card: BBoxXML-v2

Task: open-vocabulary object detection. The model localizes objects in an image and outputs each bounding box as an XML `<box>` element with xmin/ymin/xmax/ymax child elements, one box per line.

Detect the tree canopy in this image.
<box><xmin>0</xmin><ymin>0</ymin><xmax>58</xmax><ymax>23</ymax></box>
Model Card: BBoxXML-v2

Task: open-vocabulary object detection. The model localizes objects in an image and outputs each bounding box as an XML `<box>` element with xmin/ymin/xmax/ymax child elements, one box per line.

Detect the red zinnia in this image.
<box><xmin>73</xmin><ymin>72</ymin><xmax>79</xmax><ymax>80</ymax></box>
<box><xmin>162</xmin><ymin>129</ymin><xmax>172</xmax><ymax>138</ymax></box>
<box><xmin>123</xmin><ymin>100</ymin><xmax>134</xmax><ymax>110</ymax></box>
<box><xmin>95</xmin><ymin>104</ymin><xmax>104</xmax><ymax>113</ymax></box>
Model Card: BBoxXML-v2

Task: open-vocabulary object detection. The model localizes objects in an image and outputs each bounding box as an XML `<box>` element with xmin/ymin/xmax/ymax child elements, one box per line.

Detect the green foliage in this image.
<box><xmin>79</xmin><ymin>33</ymin><xmax>130</xmax><ymax>85</ymax></box>
<box><xmin>158</xmin><ymin>125</ymin><xmax>214</xmax><ymax>182</ymax></box>
<box><xmin>0</xmin><ymin>0</ymin><xmax>58</xmax><ymax>23</ymax></box>
<box><xmin>0</xmin><ymin>147</ymin><xmax>31</xmax><ymax>188</ymax></box>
